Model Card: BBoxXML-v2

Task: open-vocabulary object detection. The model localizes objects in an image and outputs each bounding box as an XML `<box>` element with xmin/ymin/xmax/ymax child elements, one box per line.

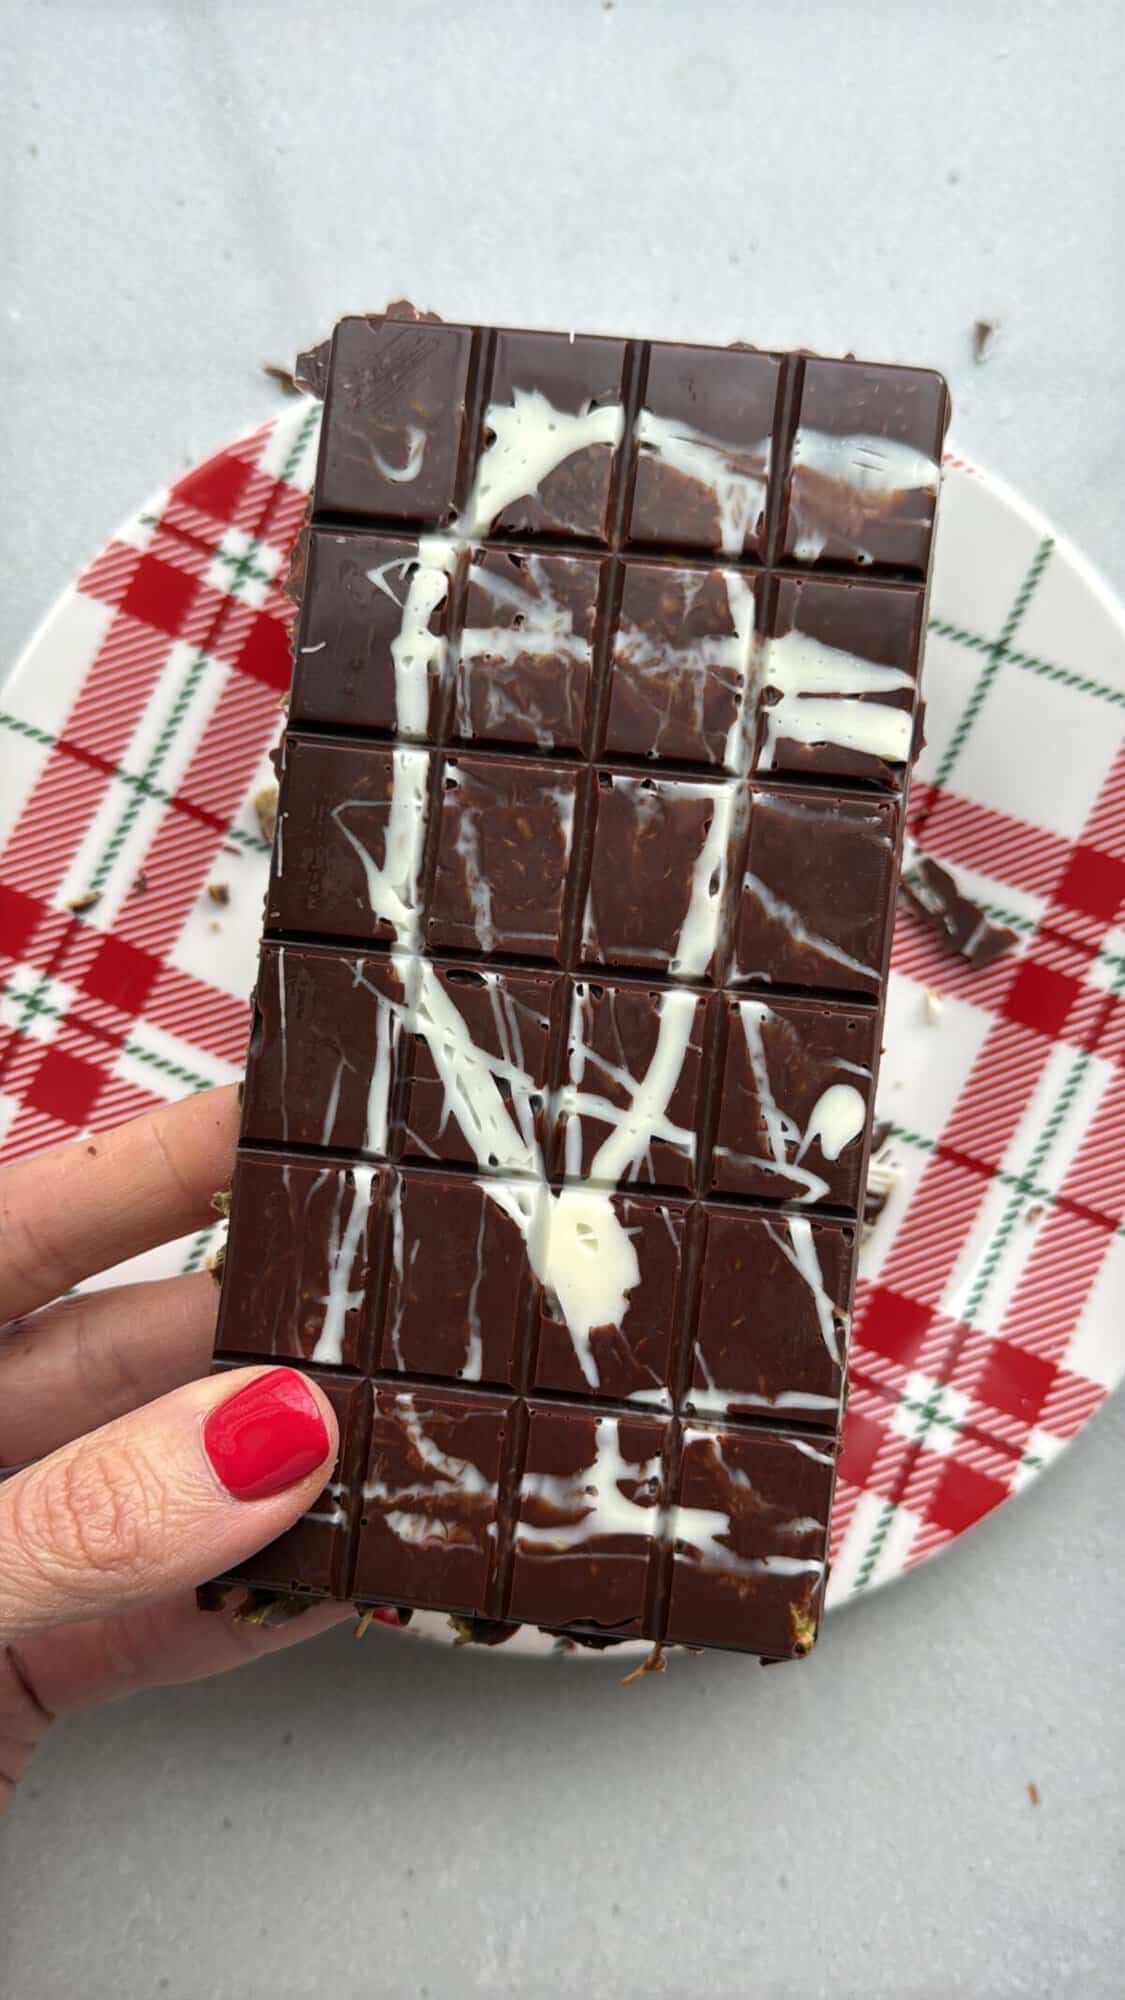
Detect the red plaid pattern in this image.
<box><xmin>1</xmin><ymin>407</ymin><xmax>1122</xmax><ymax>1605</ymax></box>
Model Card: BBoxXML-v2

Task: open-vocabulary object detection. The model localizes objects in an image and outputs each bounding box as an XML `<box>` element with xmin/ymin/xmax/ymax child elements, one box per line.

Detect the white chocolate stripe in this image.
<box><xmin>460</xmin><ymin>391</ymin><xmax>624</xmax><ymax>538</ymax></box>
<box><xmin>313</xmin><ymin>1165</ymin><xmax>374</xmax><ymax>1365</ymax></box>
<box><xmin>760</xmin><ymin>628</ymin><xmax>914</xmax><ymax>768</ymax></box>
<box><xmin>791</xmin><ymin>428</ymin><xmax>940</xmax><ymax>497</ymax></box>
<box><xmin>516</xmin><ymin>1417</ymin><xmax>661</xmax><ymax>1549</ymax></box>
<box><xmin>635</xmin><ymin>409</ymin><xmax>770</xmax><ymax>556</ymax></box>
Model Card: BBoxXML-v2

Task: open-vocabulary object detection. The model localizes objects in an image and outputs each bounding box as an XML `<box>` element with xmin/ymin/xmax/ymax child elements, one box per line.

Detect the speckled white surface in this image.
<box><xmin>1</xmin><ymin>3</ymin><xmax>1123</xmax><ymax>1996</ymax></box>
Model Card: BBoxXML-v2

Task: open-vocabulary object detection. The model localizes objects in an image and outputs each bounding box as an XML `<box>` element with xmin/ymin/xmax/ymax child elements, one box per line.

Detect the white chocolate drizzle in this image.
<box><xmin>460</xmin><ymin>391</ymin><xmax>624</xmax><ymax>537</ymax></box>
<box><xmin>331</xmin><ymin>748</ymin><xmax>429</xmax><ymax>947</ymax></box>
<box><xmin>313</xmin><ymin>1165</ymin><xmax>374</xmax><ymax>1365</ymax></box>
<box><xmin>740</xmin><ymin>868</ymin><xmax>878</xmax><ymax>986</ymax></box>
<box><xmin>670</xmin><ymin>1433</ymin><xmax>827</xmax><ymax>1577</ymax></box>
<box><xmin>789</xmin><ymin>429</ymin><xmax>940</xmax><ymax>562</ymax></box>
<box><xmin>455</xmin><ymin>553</ymin><xmax>592</xmax><ymax>746</ymax></box>
<box><xmin>516</xmin><ymin>1417</ymin><xmax>661</xmax><ymax>1549</ymax></box>
<box><xmin>760</xmin><ymin>629</ymin><xmax>914</xmax><ymax>768</ymax></box>
<box><xmin>365</xmin><ymin>1392</ymin><xmax>498</xmax><ymax>1547</ymax></box>
<box><xmin>371</xmin><ymin>425</ymin><xmax>427</xmax><ymax>484</ymax></box>
<box><xmin>635</xmin><ymin>409</ymin><xmax>770</xmax><ymax>556</ymax></box>
<box><xmin>366</xmin><ymin>537</ymin><xmax>457</xmax><ymax>739</ymax></box>
<box><xmin>723</xmin><ymin>1000</ymin><xmax>868</xmax><ymax>1205</ymax></box>
<box><xmin>316</xmin><ymin>382</ymin><xmax>864</xmax><ymax>1400</ymax></box>
<box><xmin>791</xmin><ymin>429</ymin><xmax>940</xmax><ymax>500</ymax></box>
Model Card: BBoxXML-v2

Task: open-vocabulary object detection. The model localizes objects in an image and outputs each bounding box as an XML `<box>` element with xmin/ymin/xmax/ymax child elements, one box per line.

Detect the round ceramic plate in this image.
<box><xmin>1</xmin><ymin>407</ymin><xmax>1122</xmax><ymax>1661</ymax></box>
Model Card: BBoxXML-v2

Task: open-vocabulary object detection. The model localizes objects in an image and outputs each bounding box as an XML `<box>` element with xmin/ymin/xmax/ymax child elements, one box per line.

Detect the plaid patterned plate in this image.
<box><xmin>1</xmin><ymin>406</ymin><xmax>1122</xmax><ymax>1652</ymax></box>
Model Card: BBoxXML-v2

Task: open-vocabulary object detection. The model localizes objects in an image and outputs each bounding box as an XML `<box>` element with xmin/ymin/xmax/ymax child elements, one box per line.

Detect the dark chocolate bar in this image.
<box><xmin>214</xmin><ymin>309</ymin><xmax>949</xmax><ymax>1658</ymax></box>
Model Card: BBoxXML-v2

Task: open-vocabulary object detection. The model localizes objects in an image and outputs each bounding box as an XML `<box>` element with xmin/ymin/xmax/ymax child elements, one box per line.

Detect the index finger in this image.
<box><xmin>0</xmin><ymin>1086</ymin><xmax>239</xmax><ymax>1323</ymax></box>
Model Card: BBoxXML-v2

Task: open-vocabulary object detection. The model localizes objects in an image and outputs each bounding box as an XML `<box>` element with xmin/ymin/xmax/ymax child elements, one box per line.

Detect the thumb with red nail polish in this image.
<box><xmin>203</xmin><ymin>1369</ymin><xmax>332</xmax><ymax>1501</ymax></box>
<box><xmin>0</xmin><ymin>1367</ymin><xmax>338</xmax><ymax>1645</ymax></box>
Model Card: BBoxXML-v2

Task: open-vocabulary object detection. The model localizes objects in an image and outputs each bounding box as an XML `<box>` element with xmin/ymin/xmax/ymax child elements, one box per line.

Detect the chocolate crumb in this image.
<box><xmin>448</xmin><ymin>1613</ymin><xmax>519</xmax><ymax>1648</ymax></box>
<box><xmin>66</xmin><ymin>890</ymin><xmax>99</xmax><ymax>913</ymax></box>
<box><xmin>1024</xmin><ymin>1202</ymin><xmax>1045</xmax><ymax>1226</ymax></box>
<box><xmin>208</xmin><ymin>882</ymin><xmax>230</xmax><ymax>906</ymax></box>
<box><xmin>863</xmin><ymin>1124</ymin><xmax>900</xmax><ymax>1232</ymax></box>
<box><xmin>235</xmin><ymin>1588</ymin><xmax>314</xmax><ymax>1629</ymax></box>
<box><xmin>790</xmin><ymin>1605</ymin><xmax>818</xmax><ymax>1656</ymax></box>
<box><xmin>973</xmin><ymin>318</ymin><xmax>1000</xmax><ymax>363</ymax></box>
<box><xmin>383</xmin><ymin>299</ymin><xmax>443</xmax><ymax>324</ymax></box>
<box><xmin>1028</xmin><ymin>1780</ymin><xmax>1040</xmax><ymax>1806</ymax></box>
<box><xmin>621</xmin><ymin>1642</ymin><xmax>668</xmax><ymax>1686</ymax></box>
<box><xmin>543</xmin><ymin>1628</ymin><xmax>631</xmax><ymax>1651</ymax></box>
<box><xmin>86</xmin><ymin>1144</ymin><xmax>97</xmax><ymax>1157</ymax></box>
<box><xmin>131</xmin><ymin>869</ymin><xmax>148</xmax><ymax>896</ymax></box>
<box><xmin>262</xmin><ymin>361</ymin><xmax>303</xmax><ymax>396</ymax></box>
<box><xmin>254</xmin><ymin>783</ymin><xmax>279</xmax><ymax>845</ymax></box>
<box><xmin>901</xmin><ymin>849</ymin><xmax>1019</xmax><ymax>969</ymax></box>
<box><xmin>293</xmin><ymin>341</ymin><xmax>331</xmax><ymax>398</ymax></box>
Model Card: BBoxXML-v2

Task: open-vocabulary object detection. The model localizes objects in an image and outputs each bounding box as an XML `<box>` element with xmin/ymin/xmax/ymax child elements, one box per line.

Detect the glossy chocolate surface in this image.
<box><xmin>216</xmin><ymin>309</ymin><xmax>949</xmax><ymax>1658</ymax></box>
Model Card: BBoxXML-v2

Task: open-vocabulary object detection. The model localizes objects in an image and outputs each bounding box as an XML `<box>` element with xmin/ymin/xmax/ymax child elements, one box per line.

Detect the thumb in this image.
<box><xmin>0</xmin><ymin>1367</ymin><xmax>338</xmax><ymax>1641</ymax></box>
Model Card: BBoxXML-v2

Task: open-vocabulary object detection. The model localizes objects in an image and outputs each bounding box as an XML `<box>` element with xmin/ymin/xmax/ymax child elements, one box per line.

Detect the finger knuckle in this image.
<box><xmin>9</xmin><ymin>1439</ymin><xmax>168</xmax><ymax>1594</ymax></box>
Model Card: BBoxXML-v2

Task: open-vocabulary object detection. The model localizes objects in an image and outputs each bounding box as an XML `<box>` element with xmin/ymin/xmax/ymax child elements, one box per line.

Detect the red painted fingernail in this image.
<box><xmin>203</xmin><ymin>1370</ymin><xmax>332</xmax><ymax>1502</ymax></box>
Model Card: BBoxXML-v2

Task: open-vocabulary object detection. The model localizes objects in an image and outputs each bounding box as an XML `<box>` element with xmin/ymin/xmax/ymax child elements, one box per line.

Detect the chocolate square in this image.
<box><xmin>316</xmin><ymin>315</ymin><xmax>473</xmax><ymax>524</ymax></box>
<box><xmin>710</xmin><ymin>994</ymin><xmax>877</xmax><ymax>1209</ymax></box>
<box><xmin>733</xmin><ymin>786</ymin><xmax>898</xmax><ymax>995</ymax></box>
<box><xmin>629</xmin><ymin>343</ymin><xmax>780</xmax><ymax>555</ymax></box>
<box><xmin>216</xmin><ymin>1153</ymin><xmax>382</xmax><ymax>1370</ymax></box>
<box><xmin>781</xmin><ymin>358</ymin><xmax>949</xmax><ymax>574</ymax></box>
<box><xmin>452</xmin><ymin>548</ymin><xmax>603</xmax><ymax>752</ymax></box>
<box><xmin>552</xmin><ymin>977</ymin><xmax>711</xmax><ymax>1191</ymax></box>
<box><xmin>756</xmin><ymin>575</ymin><xmax>924</xmax><ymax>789</ymax></box>
<box><xmin>291</xmin><ymin>529</ymin><xmax>457</xmax><ymax>738</ymax></box>
<box><xmin>581</xmin><ymin>772</ymin><xmax>734</xmax><ymax>977</ymax></box>
<box><xmin>531</xmin><ymin>1193</ymin><xmax>687</xmax><ymax>1404</ymax></box>
<box><xmin>243</xmin><ymin>943</ymin><xmax>408</xmax><ymax>1158</ymax></box>
<box><xmin>665</xmin><ymin>1426</ymin><xmax>836</xmax><ymax>1654</ymax></box>
<box><xmin>353</xmin><ymin>1390</ymin><xmax>514</xmax><ymax>1613</ymax></box>
<box><xmin>229</xmin><ymin>1373</ymin><xmax>369</xmax><ymax>1598</ymax></box>
<box><xmin>602</xmin><ymin>562</ymin><xmax>760</xmax><ymax>769</ymax></box>
<box><xmin>507</xmin><ymin>1406</ymin><xmax>668</xmax><ymax>1632</ymax></box>
<box><xmin>475</xmin><ymin>330</ymin><xmax>629</xmax><ymax>541</ymax></box>
<box><xmin>427</xmin><ymin>753</ymin><xmax>579</xmax><ymax>961</ymax></box>
<box><xmin>378</xmin><ymin>1171</ymin><xmax>535</xmax><ymax>1386</ymax></box>
<box><xmin>683</xmin><ymin>1206</ymin><xmax>852</xmax><ymax>1428</ymax></box>
<box><xmin>399</xmin><ymin>962</ymin><xmax>556</xmax><ymax>1170</ymax></box>
<box><xmin>267</xmin><ymin>735</ymin><xmax>432</xmax><ymax>943</ymax></box>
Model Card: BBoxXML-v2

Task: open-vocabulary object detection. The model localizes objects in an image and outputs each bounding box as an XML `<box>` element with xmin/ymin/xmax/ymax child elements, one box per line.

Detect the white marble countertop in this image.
<box><xmin>1</xmin><ymin>3</ymin><xmax>1123</xmax><ymax>1995</ymax></box>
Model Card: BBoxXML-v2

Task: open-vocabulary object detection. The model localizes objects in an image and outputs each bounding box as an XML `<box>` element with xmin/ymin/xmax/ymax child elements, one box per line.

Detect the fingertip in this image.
<box><xmin>202</xmin><ymin>1367</ymin><xmax>337</xmax><ymax>1503</ymax></box>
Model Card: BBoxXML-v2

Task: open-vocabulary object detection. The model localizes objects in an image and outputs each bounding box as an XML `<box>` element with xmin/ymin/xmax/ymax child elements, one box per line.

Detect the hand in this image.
<box><xmin>0</xmin><ymin>1087</ymin><xmax>353</xmax><ymax>1811</ymax></box>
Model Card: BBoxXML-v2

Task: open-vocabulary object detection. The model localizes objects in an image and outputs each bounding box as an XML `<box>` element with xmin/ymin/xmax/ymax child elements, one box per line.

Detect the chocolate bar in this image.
<box><xmin>213</xmin><ymin>310</ymin><xmax>948</xmax><ymax>1657</ymax></box>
